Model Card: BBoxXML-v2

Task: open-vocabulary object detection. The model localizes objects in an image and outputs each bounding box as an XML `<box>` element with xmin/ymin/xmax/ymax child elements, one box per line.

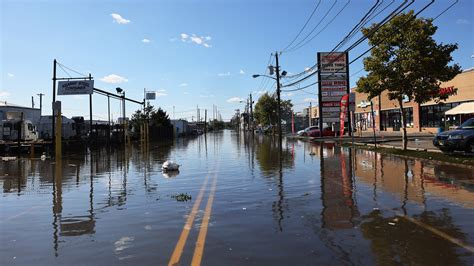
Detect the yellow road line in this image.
<box><xmin>323</xmin><ymin>174</ymin><xmax>474</xmax><ymax>253</ymax></box>
<box><xmin>401</xmin><ymin>215</ymin><xmax>474</xmax><ymax>253</ymax></box>
<box><xmin>191</xmin><ymin>172</ymin><xmax>218</xmax><ymax>266</ymax></box>
<box><xmin>168</xmin><ymin>174</ymin><xmax>210</xmax><ymax>266</ymax></box>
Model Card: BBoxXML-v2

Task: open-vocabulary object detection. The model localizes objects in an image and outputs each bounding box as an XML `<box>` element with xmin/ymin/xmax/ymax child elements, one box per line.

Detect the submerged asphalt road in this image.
<box><xmin>1</xmin><ymin>130</ymin><xmax>473</xmax><ymax>265</ymax></box>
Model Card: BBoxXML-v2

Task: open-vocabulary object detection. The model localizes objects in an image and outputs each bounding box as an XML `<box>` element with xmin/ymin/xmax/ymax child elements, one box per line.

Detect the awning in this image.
<box><xmin>445</xmin><ymin>102</ymin><xmax>474</xmax><ymax>115</ymax></box>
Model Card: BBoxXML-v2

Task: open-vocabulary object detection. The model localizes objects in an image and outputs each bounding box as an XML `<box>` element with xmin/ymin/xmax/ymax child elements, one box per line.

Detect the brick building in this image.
<box><xmin>353</xmin><ymin>68</ymin><xmax>474</xmax><ymax>133</ymax></box>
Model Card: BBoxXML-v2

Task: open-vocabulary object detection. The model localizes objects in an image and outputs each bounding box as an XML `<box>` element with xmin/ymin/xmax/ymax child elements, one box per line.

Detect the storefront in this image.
<box><xmin>353</xmin><ymin>68</ymin><xmax>474</xmax><ymax>133</ymax></box>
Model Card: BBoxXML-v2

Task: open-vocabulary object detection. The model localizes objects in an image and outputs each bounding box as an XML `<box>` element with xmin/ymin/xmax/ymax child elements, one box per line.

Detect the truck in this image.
<box><xmin>0</xmin><ymin>119</ymin><xmax>39</xmax><ymax>141</ymax></box>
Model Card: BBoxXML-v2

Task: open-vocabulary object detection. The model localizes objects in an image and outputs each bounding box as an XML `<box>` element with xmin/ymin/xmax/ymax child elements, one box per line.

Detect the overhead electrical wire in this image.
<box><xmin>281</xmin><ymin>0</ymin><xmax>323</xmax><ymax>52</ymax></box>
<box><xmin>285</xmin><ymin>0</ymin><xmax>352</xmax><ymax>53</ymax></box>
<box><xmin>283</xmin><ymin>0</ymin><xmax>339</xmax><ymax>53</ymax></box>
<box><xmin>282</xmin><ymin>0</ymin><xmax>383</xmax><ymax>81</ymax></box>
<box><xmin>282</xmin><ymin>0</ymin><xmax>440</xmax><ymax>93</ymax></box>
<box><xmin>281</xmin><ymin>0</ymin><xmax>415</xmax><ymax>88</ymax></box>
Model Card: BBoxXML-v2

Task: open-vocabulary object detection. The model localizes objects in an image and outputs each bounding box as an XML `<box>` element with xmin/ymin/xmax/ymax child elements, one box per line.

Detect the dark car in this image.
<box><xmin>433</xmin><ymin>118</ymin><xmax>474</xmax><ymax>153</ymax></box>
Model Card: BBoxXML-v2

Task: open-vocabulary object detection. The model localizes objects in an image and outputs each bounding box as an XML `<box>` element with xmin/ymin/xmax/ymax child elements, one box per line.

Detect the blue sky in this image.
<box><xmin>1</xmin><ymin>0</ymin><xmax>473</xmax><ymax>121</ymax></box>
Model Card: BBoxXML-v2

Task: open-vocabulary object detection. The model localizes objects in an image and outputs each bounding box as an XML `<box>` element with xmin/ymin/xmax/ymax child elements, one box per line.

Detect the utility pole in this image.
<box><xmin>204</xmin><ymin>109</ymin><xmax>207</xmax><ymax>132</ymax></box>
<box><xmin>309</xmin><ymin>102</ymin><xmax>312</xmax><ymax>127</ymax></box>
<box><xmin>275</xmin><ymin>51</ymin><xmax>282</xmax><ymax>146</ymax></box>
<box><xmin>249</xmin><ymin>93</ymin><xmax>253</xmax><ymax>133</ymax></box>
<box><xmin>52</xmin><ymin>59</ymin><xmax>57</xmax><ymax>147</ymax></box>
<box><xmin>31</xmin><ymin>96</ymin><xmax>35</xmax><ymax>108</ymax></box>
<box><xmin>89</xmin><ymin>73</ymin><xmax>93</xmax><ymax>138</ymax></box>
<box><xmin>37</xmin><ymin>93</ymin><xmax>44</xmax><ymax>115</ymax></box>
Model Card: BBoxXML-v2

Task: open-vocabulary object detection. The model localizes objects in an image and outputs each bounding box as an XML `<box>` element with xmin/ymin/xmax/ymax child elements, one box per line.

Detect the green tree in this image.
<box><xmin>356</xmin><ymin>11</ymin><xmax>461</xmax><ymax>150</ymax></box>
<box><xmin>254</xmin><ymin>92</ymin><xmax>293</xmax><ymax>128</ymax></box>
<box><xmin>150</xmin><ymin>107</ymin><xmax>171</xmax><ymax>127</ymax></box>
<box><xmin>130</xmin><ymin>103</ymin><xmax>171</xmax><ymax>132</ymax></box>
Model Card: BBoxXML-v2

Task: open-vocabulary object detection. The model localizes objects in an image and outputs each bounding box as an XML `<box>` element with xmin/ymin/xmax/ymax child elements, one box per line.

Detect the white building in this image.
<box><xmin>0</xmin><ymin>101</ymin><xmax>41</xmax><ymax>124</ymax></box>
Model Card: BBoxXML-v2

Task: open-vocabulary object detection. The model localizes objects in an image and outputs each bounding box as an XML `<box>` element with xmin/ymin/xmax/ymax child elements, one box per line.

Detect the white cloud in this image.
<box><xmin>100</xmin><ymin>74</ymin><xmax>128</xmax><ymax>84</ymax></box>
<box><xmin>110</xmin><ymin>13</ymin><xmax>130</xmax><ymax>24</ymax></box>
<box><xmin>179</xmin><ymin>83</ymin><xmax>188</xmax><ymax>87</ymax></box>
<box><xmin>303</xmin><ymin>98</ymin><xmax>318</xmax><ymax>103</ymax></box>
<box><xmin>0</xmin><ymin>91</ymin><xmax>11</xmax><ymax>98</ymax></box>
<box><xmin>156</xmin><ymin>89</ymin><xmax>166</xmax><ymax>92</ymax></box>
<box><xmin>7</xmin><ymin>73</ymin><xmax>14</xmax><ymax>78</ymax></box>
<box><xmin>180</xmin><ymin>33</ymin><xmax>212</xmax><ymax>48</ymax></box>
<box><xmin>156</xmin><ymin>92</ymin><xmax>167</xmax><ymax>97</ymax></box>
<box><xmin>218</xmin><ymin>72</ymin><xmax>231</xmax><ymax>77</ymax></box>
<box><xmin>227</xmin><ymin>97</ymin><xmax>244</xmax><ymax>103</ymax></box>
<box><xmin>304</xmin><ymin>67</ymin><xmax>314</xmax><ymax>73</ymax></box>
<box><xmin>180</xmin><ymin>33</ymin><xmax>189</xmax><ymax>40</ymax></box>
<box><xmin>183</xmin><ymin>91</ymin><xmax>189</xmax><ymax>95</ymax></box>
<box><xmin>282</xmin><ymin>92</ymin><xmax>294</xmax><ymax>97</ymax></box>
<box><xmin>142</xmin><ymin>38</ymin><xmax>151</xmax><ymax>43</ymax></box>
<box><xmin>456</xmin><ymin>19</ymin><xmax>470</xmax><ymax>25</ymax></box>
<box><xmin>239</xmin><ymin>70</ymin><xmax>245</xmax><ymax>75</ymax></box>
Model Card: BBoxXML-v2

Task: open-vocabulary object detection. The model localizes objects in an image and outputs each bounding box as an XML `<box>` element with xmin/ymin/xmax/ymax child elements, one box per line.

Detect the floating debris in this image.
<box><xmin>171</xmin><ymin>193</ymin><xmax>192</xmax><ymax>202</ymax></box>
<box><xmin>388</xmin><ymin>222</ymin><xmax>396</xmax><ymax>226</ymax></box>
<box><xmin>162</xmin><ymin>160</ymin><xmax>180</xmax><ymax>172</ymax></box>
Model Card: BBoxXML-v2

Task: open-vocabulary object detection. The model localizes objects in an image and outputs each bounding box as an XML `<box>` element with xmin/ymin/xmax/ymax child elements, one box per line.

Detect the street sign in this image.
<box><xmin>146</xmin><ymin>92</ymin><xmax>156</xmax><ymax>100</ymax></box>
<box><xmin>58</xmin><ymin>80</ymin><xmax>94</xmax><ymax>95</ymax></box>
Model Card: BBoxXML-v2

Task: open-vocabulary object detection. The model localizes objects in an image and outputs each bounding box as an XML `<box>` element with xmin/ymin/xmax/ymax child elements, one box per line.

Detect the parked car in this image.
<box><xmin>299</xmin><ymin>126</ymin><xmax>319</xmax><ymax>136</ymax></box>
<box><xmin>307</xmin><ymin>127</ymin><xmax>335</xmax><ymax>137</ymax></box>
<box><xmin>433</xmin><ymin>118</ymin><xmax>474</xmax><ymax>153</ymax></box>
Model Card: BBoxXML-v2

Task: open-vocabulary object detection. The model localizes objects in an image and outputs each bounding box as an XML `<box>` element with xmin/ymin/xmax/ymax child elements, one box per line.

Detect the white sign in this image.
<box><xmin>58</xmin><ymin>80</ymin><xmax>94</xmax><ymax>95</ymax></box>
<box><xmin>146</xmin><ymin>92</ymin><xmax>156</xmax><ymax>100</ymax></box>
<box><xmin>319</xmin><ymin>52</ymin><xmax>347</xmax><ymax>73</ymax></box>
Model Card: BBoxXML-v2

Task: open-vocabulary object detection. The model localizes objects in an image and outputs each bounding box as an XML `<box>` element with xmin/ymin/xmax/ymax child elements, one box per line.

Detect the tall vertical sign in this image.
<box><xmin>317</xmin><ymin>52</ymin><xmax>350</xmax><ymax>126</ymax></box>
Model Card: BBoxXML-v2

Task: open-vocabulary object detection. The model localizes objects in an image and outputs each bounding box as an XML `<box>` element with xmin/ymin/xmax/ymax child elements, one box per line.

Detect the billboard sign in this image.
<box><xmin>58</xmin><ymin>80</ymin><xmax>94</xmax><ymax>95</ymax></box>
<box><xmin>318</xmin><ymin>52</ymin><xmax>349</xmax><ymax>124</ymax></box>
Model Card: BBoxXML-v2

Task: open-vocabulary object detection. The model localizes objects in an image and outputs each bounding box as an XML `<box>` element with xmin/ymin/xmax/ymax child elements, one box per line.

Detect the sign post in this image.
<box><xmin>317</xmin><ymin>52</ymin><xmax>350</xmax><ymax>136</ymax></box>
<box><xmin>53</xmin><ymin>101</ymin><xmax>62</xmax><ymax>160</ymax></box>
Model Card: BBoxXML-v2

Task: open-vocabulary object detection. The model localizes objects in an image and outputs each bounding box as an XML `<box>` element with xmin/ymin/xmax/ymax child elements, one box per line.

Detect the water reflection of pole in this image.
<box><xmin>276</xmin><ymin>145</ymin><xmax>284</xmax><ymax>231</ymax></box>
<box><xmin>52</xmin><ymin>158</ymin><xmax>62</xmax><ymax>257</ymax></box>
<box><xmin>401</xmin><ymin>160</ymin><xmax>409</xmax><ymax>215</ymax></box>
<box><xmin>319</xmin><ymin>143</ymin><xmax>326</xmax><ymax>228</ymax></box>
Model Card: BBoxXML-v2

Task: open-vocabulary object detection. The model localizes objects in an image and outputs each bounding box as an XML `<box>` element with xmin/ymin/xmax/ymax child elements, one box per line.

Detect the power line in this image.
<box><xmin>283</xmin><ymin>0</ymin><xmax>437</xmax><ymax>93</ymax></box>
<box><xmin>281</xmin><ymin>0</ymin><xmax>322</xmax><ymax>52</ymax></box>
<box><xmin>284</xmin><ymin>0</ymin><xmax>339</xmax><ymax>53</ymax></box>
<box><xmin>281</xmin><ymin>0</ymin><xmax>415</xmax><ymax>88</ymax></box>
<box><xmin>56</xmin><ymin>61</ymin><xmax>87</xmax><ymax>77</ymax></box>
<box><xmin>286</xmin><ymin>0</ymin><xmax>352</xmax><ymax>53</ymax></box>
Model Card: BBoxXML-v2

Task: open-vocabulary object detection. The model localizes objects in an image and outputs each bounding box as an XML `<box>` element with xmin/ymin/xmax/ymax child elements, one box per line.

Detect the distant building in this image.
<box><xmin>170</xmin><ymin>119</ymin><xmax>189</xmax><ymax>136</ymax></box>
<box><xmin>0</xmin><ymin>101</ymin><xmax>41</xmax><ymax>124</ymax></box>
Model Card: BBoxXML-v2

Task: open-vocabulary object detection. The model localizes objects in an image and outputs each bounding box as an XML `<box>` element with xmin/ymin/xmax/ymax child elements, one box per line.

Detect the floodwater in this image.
<box><xmin>1</xmin><ymin>130</ymin><xmax>473</xmax><ymax>265</ymax></box>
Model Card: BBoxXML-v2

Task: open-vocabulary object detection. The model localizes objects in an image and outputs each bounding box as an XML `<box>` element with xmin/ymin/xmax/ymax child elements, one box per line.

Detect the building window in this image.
<box><xmin>420</xmin><ymin>102</ymin><xmax>462</xmax><ymax>127</ymax></box>
<box><xmin>380</xmin><ymin>107</ymin><xmax>413</xmax><ymax>131</ymax></box>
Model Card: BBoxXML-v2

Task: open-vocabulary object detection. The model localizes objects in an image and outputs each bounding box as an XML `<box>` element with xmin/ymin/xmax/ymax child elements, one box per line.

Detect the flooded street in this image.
<box><xmin>1</xmin><ymin>130</ymin><xmax>473</xmax><ymax>265</ymax></box>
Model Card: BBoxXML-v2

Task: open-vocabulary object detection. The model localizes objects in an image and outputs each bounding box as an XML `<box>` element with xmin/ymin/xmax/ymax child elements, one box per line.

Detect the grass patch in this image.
<box><xmin>342</xmin><ymin>143</ymin><xmax>474</xmax><ymax>167</ymax></box>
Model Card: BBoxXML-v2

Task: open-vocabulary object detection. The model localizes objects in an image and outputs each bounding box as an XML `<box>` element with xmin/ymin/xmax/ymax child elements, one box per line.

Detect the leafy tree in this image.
<box><xmin>356</xmin><ymin>11</ymin><xmax>461</xmax><ymax>150</ymax></box>
<box><xmin>150</xmin><ymin>107</ymin><xmax>171</xmax><ymax>127</ymax></box>
<box><xmin>130</xmin><ymin>103</ymin><xmax>171</xmax><ymax>132</ymax></box>
<box><xmin>254</xmin><ymin>92</ymin><xmax>293</xmax><ymax>127</ymax></box>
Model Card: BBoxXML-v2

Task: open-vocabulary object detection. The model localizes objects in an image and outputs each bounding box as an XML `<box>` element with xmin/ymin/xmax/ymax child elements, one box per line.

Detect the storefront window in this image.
<box><xmin>421</xmin><ymin>102</ymin><xmax>462</xmax><ymax>127</ymax></box>
<box><xmin>380</xmin><ymin>107</ymin><xmax>413</xmax><ymax>131</ymax></box>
